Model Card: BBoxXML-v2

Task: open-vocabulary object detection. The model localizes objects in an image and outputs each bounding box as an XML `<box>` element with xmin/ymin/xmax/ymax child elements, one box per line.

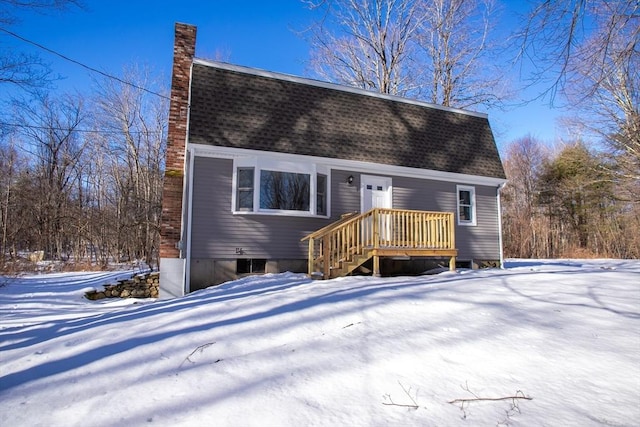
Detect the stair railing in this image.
<box><xmin>302</xmin><ymin>208</ymin><xmax>456</xmax><ymax>278</ymax></box>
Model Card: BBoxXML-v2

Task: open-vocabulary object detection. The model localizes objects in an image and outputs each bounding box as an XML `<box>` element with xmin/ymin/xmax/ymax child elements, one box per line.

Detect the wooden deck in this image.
<box><xmin>302</xmin><ymin>208</ymin><xmax>458</xmax><ymax>279</ymax></box>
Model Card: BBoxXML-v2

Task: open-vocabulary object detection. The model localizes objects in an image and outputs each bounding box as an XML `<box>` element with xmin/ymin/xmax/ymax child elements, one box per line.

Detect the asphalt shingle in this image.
<box><xmin>188</xmin><ymin>62</ymin><xmax>506</xmax><ymax>180</ymax></box>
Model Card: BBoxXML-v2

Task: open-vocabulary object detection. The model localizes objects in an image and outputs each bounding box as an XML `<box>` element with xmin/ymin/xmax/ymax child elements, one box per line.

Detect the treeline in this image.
<box><xmin>502</xmin><ymin>136</ymin><xmax>639</xmax><ymax>259</ymax></box>
<box><xmin>0</xmin><ymin>70</ymin><xmax>167</xmax><ymax>269</ymax></box>
<box><xmin>2</xmin><ymin>92</ymin><xmax>638</xmax><ymax>269</ymax></box>
<box><xmin>2</xmin><ymin>92</ymin><xmax>639</xmax><ymax>268</ymax></box>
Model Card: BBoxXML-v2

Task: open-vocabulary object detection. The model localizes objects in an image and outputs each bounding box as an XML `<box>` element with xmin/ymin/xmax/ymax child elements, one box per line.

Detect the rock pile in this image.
<box><xmin>85</xmin><ymin>272</ymin><xmax>160</xmax><ymax>300</ymax></box>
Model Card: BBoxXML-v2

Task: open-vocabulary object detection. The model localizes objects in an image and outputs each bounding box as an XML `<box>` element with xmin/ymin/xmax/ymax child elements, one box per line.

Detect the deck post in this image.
<box><xmin>373</xmin><ymin>209</ymin><xmax>381</xmax><ymax>276</ymax></box>
<box><xmin>373</xmin><ymin>253</ymin><xmax>381</xmax><ymax>277</ymax></box>
<box><xmin>322</xmin><ymin>235</ymin><xmax>330</xmax><ymax>279</ymax></box>
<box><xmin>307</xmin><ymin>237</ymin><xmax>315</xmax><ymax>276</ymax></box>
<box><xmin>448</xmin><ymin>212</ymin><xmax>456</xmax><ymax>271</ymax></box>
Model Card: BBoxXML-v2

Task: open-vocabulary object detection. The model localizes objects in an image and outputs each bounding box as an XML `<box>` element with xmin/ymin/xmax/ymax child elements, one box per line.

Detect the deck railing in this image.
<box><xmin>302</xmin><ymin>208</ymin><xmax>456</xmax><ymax>278</ymax></box>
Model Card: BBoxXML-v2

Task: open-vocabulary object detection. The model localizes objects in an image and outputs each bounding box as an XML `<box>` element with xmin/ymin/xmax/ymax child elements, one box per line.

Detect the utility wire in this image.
<box><xmin>0</xmin><ymin>121</ymin><xmax>166</xmax><ymax>135</ymax></box>
<box><xmin>0</xmin><ymin>26</ymin><xmax>171</xmax><ymax>100</ymax></box>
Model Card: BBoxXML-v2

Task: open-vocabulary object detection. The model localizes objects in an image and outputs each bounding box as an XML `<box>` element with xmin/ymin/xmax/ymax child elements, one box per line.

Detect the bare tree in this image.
<box><xmin>0</xmin><ymin>0</ymin><xmax>83</xmax><ymax>91</ymax></box>
<box><xmin>501</xmin><ymin>135</ymin><xmax>639</xmax><ymax>259</ymax></box>
<box><xmin>416</xmin><ymin>0</ymin><xmax>506</xmax><ymax>108</ymax></box>
<box><xmin>10</xmin><ymin>93</ymin><xmax>86</xmax><ymax>259</ymax></box>
<box><xmin>0</xmin><ymin>136</ymin><xmax>19</xmax><ymax>259</ymax></box>
<box><xmin>562</xmin><ymin>3</ymin><xmax>639</xmax><ymax>197</ymax></box>
<box><xmin>305</xmin><ymin>0</ymin><xmax>422</xmax><ymax>97</ymax></box>
<box><xmin>92</xmin><ymin>64</ymin><xmax>167</xmax><ymax>268</ymax></box>
<box><xmin>501</xmin><ymin>136</ymin><xmax>549</xmax><ymax>258</ymax></box>
<box><xmin>516</xmin><ymin>0</ymin><xmax>638</xmax><ymax>100</ymax></box>
<box><xmin>303</xmin><ymin>0</ymin><xmax>507</xmax><ymax>108</ymax></box>
<box><xmin>0</xmin><ymin>49</ymin><xmax>53</xmax><ymax>93</ymax></box>
<box><xmin>0</xmin><ymin>0</ymin><xmax>81</xmax><ymax>24</ymax></box>
<box><xmin>516</xmin><ymin>1</ymin><xmax>638</xmax><ymax>201</ymax></box>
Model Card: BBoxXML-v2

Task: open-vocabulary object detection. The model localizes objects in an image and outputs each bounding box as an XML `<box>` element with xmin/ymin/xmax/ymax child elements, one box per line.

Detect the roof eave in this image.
<box><xmin>188</xmin><ymin>143</ymin><xmax>507</xmax><ymax>187</ymax></box>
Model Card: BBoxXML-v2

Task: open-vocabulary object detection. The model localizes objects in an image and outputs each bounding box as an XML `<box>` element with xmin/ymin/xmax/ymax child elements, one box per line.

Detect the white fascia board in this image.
<box><xmin>188</xmin><ymin>143</ymin><xmax>507</xmax><ymax>187</ymax></box>
<box><xmin>192</xmin><ymin>58</ymin><xmax>488</xmax><ymax>119</ymax></box>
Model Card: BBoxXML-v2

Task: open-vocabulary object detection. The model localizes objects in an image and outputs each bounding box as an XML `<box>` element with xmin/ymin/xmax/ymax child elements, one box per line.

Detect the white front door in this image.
<box><xmin>361</xmin><ymin>175</ymin><xmax>392</xmax><ymax>244</ymax></box>
<box><xmin>361</xmin><ymin>175</ymin><xmax>392</xmax><ymax>213</ymax></box>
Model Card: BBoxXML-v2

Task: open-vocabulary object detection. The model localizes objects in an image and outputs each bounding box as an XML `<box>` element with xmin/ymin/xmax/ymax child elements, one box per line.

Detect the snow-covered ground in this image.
<box><xmin>1</xmin><ymin>260</ymin><xmax>638</xmax><ymax>426</ymax></box>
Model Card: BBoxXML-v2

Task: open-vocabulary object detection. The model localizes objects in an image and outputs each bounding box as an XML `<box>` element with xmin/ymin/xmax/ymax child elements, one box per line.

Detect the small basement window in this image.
<box><xmin>236</xmin><ymin>259</ymin><xmax>266</xmax><ymax>274</ymax></box>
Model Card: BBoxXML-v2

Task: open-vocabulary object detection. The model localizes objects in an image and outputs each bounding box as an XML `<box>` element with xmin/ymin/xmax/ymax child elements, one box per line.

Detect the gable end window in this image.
<box><xmin>457</xmin><ymin>185</ymin><xmax>476</xmax><ymax>226</ymax></box>
<box><xmin>232</xmin><ymin>158</ymin><xmax>330</xmax><ymax>217</ymax></box>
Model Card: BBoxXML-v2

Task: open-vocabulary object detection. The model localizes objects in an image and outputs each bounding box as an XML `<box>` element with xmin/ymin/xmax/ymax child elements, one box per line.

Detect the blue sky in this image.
<box><xmin>3</xmin><ymin>0</ymin><xmax>567</xmax><ymax>153</ymax></box>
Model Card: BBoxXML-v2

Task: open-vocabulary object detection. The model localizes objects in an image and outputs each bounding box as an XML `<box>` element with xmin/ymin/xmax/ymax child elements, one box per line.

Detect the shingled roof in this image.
<box><xmin>188</xmin><ymin>60</ymin><xmax>506</xmax><ymax>180</ymax></box>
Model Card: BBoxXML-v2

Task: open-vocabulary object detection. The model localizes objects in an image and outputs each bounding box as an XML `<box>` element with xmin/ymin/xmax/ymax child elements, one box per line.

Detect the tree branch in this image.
<box><xmin>382</xmin><ymin>381</ymin><xmax>420</xmax><ymax>410</ymax></box>
<box><xmin>448</xmin><ymin>392</ymin><xmax>533</xmax><ymax>404</ymax></box>
<box><xmin>179</xmin><ymin>342</ymin><xmax>216</xmax><ymax>368</ymax></box>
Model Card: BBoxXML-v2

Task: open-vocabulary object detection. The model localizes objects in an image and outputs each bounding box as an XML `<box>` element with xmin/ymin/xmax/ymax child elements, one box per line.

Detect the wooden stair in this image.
<box><xmin>302</xmin><ymin>208</ymin><xmax>458</xmax><ymax>279</ymax></box>
<box><xmin>330</xmin><ymin>249</ymin><xmax>374</xmax><ymax>279</ymax></box>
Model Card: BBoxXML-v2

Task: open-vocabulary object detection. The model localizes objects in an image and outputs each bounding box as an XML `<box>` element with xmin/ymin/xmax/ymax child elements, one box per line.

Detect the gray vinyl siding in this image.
<box><xmin>392</xmin><ymin>175</ymin><xmax>452</xmax><ymax>212</ymax></box>
<box><xmin>190</xmin><ymin>156</ymin><xmax>336</xmax><ymax>259</ymax></box>
<box><xmin>332</xmin><ymin>171</ymin><xmax>501</xmax><ymax>262</ymax></box>
<box><xmin>190</xmin><ymin>157</ymin><xmax>501</xmax><ymax>262</ymax></box>
<box><xmin>392</xmin><ymin>175</ymin><xmax>501</xmax><ymax>260</ymax></box>
<box><xmin>462</xmin><ymin>184</ymin><xmax>501</xmax><ymax>260</ymax></box>
<box><xmin>330</xmin><ymin>169</ymin><xmax>361</xmax><ymax>215</ymax></box>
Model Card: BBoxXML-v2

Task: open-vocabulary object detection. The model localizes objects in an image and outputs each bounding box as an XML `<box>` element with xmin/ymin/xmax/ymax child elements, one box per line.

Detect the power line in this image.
<box><xmin>0</xmin><ymin>121</ymin><xmax>166</xmax><ymax>135</ymax></box>
<box><xmin>0</xmin><ymin>27</ymin><xmax>171</xmax><ymax>101</ymax></box>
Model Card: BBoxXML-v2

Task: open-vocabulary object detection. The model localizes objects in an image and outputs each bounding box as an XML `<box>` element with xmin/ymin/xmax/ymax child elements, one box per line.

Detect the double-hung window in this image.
<box><xmin>233</xmin><ymin>157</ymin><xmax>329</xmax><ymax>217</ymax></box>
<box><xmin>236</xmin><ymin>167</ymin><xmax>254</xmax><ymax>211</ymax></box>
<box><xmin>457</xmin><ymin>185</ymin><xmax>476</xmax><ymax>226</ymax></box>
<box><xmin>316</xmin><ymin>174</ymin><xmax>327</xmax><ymax>216</ymax></box>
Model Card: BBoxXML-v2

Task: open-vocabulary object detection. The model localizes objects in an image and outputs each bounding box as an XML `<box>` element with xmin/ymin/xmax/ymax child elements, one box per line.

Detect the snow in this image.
<box><xmin>1</xmin><ymin>260</ymin><xmax>639</xmax><ymax>426</ymax></box>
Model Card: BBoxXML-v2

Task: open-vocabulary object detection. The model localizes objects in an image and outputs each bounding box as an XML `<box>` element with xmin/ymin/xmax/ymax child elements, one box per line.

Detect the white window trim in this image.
<box><xmin>231</xmin><ymin>156</ymin><xmax>330</xmax><ymax>218</ymax></box>
<box><xmin>457</xmin><ymin>185</ymin><xmax>477</xmax><ymax>226</ymax></box>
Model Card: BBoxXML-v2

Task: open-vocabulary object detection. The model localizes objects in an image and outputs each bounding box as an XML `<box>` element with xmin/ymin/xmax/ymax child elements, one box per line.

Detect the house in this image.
<box><xmin>159</xmin><ymin>23</ymin><xmax>507</xmax><ymax>297</ymax></box>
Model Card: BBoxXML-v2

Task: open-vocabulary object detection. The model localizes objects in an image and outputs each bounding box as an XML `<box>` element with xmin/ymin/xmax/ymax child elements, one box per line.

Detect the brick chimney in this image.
<box><xmin>160</xmin><ymin>23</ymin><xmax>196</xmax><ymax>259</ymax></box>
<box><xmin>159</xmin><ymin>23</ymin><xmax>196</xmax><ymax>297</ymax></box>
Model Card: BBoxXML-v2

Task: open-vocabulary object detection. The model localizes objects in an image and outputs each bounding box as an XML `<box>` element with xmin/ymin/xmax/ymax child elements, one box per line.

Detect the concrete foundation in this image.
<box><xmin>189</xmin><ymin>258</ymin><xmax>308</xmax><ymax>292</ymax></box>
<box><xmin>159</xmin><ymin>258</ymin><xmax>186</xmax><ymax>299</ymax></box>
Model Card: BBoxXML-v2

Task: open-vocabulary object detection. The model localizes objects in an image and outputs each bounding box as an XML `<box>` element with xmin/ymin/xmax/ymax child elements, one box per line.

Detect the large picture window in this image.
<box><xmin>457</xmin><ymin>185</ymin><xmax>476</xmax><ymax>226</ymax></box>
<box><xmin>233</xmin><ymin>158</ymin><xmax>329</xmax><ymax>217</ymax></box>
<box><xmin>260</xmin><ymin>170</ymin><xmax>310</xmax><ymax>211</ymax></box>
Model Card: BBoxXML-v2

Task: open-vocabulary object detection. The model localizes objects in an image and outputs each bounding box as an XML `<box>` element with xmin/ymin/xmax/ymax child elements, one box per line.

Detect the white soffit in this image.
<box><xmin>189</xmin><ymin>144</ymin><xmax>507</xmax><ymax>187</ymax></box>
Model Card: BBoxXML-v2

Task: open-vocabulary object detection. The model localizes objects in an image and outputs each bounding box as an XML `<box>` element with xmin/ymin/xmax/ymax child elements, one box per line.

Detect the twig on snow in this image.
<box><xmin>342</xmin><ymin>321</ymin><xmax>361</xmax><ymax>329</ymax></box>
<box><xmin>382</xmin><ymin>381</ymin><xmax>420</xmax><ymax>410</ymax></box>
<box><xmin>448</xmin><ymin>382</ymin><xmax>532</xmax><ymax>421</ymax></box>
<box><xmin>448</xmin><ymin>390</ymin><xmax>533</xmax><ymax>404</ymax></box>
<box><xmin>179</xmin><ymin>342</ymin><xmax>216</xmax><ymax>368</ymax></box>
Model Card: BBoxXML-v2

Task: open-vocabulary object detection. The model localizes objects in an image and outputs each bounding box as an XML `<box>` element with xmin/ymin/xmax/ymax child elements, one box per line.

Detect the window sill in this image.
<box><xmin>233</xmin><ymin>210</ymin><xmax>330</xmax><ymax>219</ymax></box>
